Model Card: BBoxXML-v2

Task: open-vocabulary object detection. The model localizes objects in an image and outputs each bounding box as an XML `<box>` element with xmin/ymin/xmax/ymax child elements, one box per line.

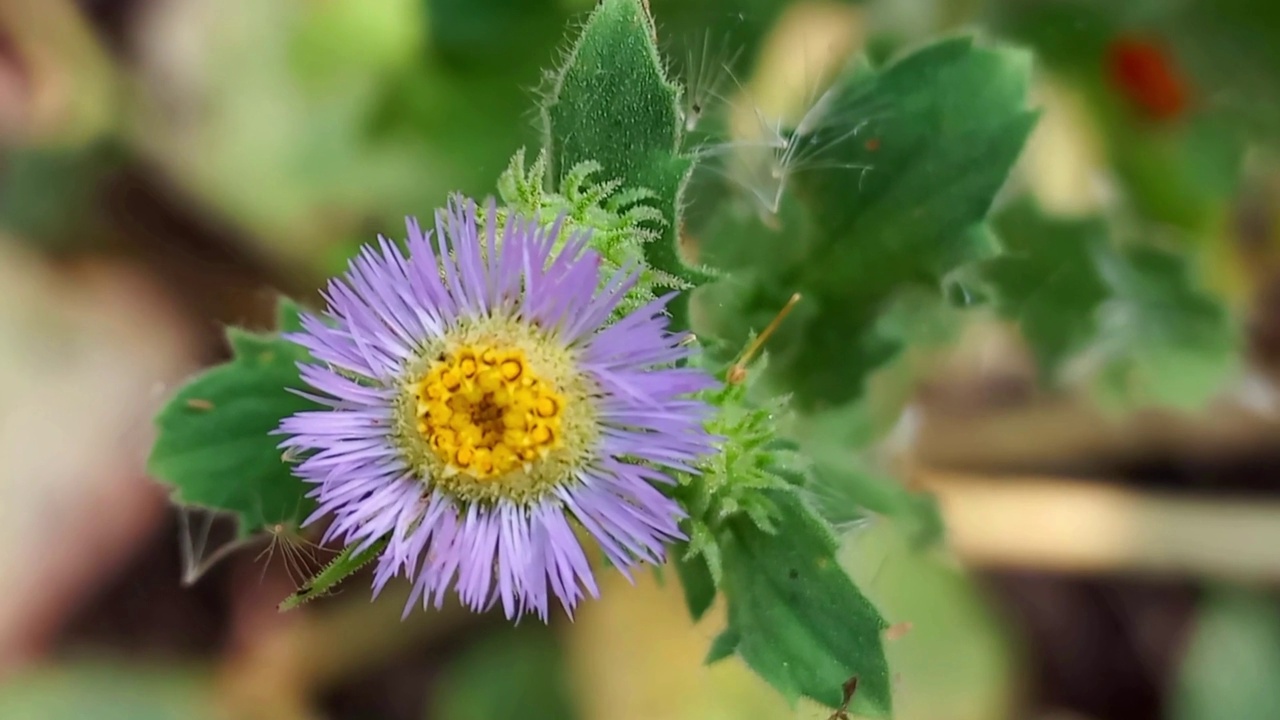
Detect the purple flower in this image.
<box><xmin>277</xmin><ymin>196</ymin><xmax>717</xmax><ymax>620</ymax></box>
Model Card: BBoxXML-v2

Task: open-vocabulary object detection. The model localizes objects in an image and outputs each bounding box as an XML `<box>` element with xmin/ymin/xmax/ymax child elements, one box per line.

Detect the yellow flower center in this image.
<box><xmin>410</xmin><ymin>346</ymin><xmax>564</xmax><ymax>479</ymax></box>
<box><xmin>391</xmin><ymin>316</ymin><xmax>598</xmax><ymax>505</ymax></box>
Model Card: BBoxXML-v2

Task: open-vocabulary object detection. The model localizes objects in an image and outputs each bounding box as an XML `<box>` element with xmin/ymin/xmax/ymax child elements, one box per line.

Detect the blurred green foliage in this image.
<box><xmin>1174</xmin><ymin>587</ymin><xmax>1280</xmax><ymax>720</ymax></box>
<box><xmin>0</xmin><ymin>664</ymin><xmax>215</xmax><ymax>720</ymax></box>
<box><xmin>991</xmin><ymin>0</ymin><xmax>1246</xmax><ymax>235</ymax></box>
<box><xmin>0</xmin><ymin>142</ymin><xmax>123</xmax><ymax>251</ymax></box>
<box><xmin>432</xmin><ymin>623</ymin><xmax>579</xmax><ymax>720</ymax></box>
<box><xmin>983</xmin><ymin>198</ymin><xmax>1239</xmax><ymax>408</ymax></box>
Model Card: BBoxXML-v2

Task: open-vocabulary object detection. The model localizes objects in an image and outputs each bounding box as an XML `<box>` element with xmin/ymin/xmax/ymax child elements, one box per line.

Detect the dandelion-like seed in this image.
<box><xmin>277</xmin><ymin>197</ymin><xmax>717</xmax><ymax>620</ymax></box>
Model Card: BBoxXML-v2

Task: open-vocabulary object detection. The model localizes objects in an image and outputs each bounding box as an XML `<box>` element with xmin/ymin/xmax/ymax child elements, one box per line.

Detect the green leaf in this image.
<box><xmin>983</xmin><ymin>197</ymin><xmax>1111</xmax><ymax>378</ymax></box>
<box><xmin>704</xmin><ymin>627</ymin><xmax>740</xmax><ymax>666</ymax></box>
<box><xmin>541</xmin><ymin>0</ymin><xmax>710</xmax><ymax>329</ymax></box>
<box><xmin>1173</xmin><ymin>586</ymin><xmax>1280</xmax><ymax>720</ymax></box>
<box><xmin>703</xmin><ymin>36</ymin><xmax>1037</xmax><ymax>410</ymax></box>
<box><xmin>279</xmin><ymin>536</ymin><xmax>388</xmax><ymax>611</ymax></box>
<box><xmin>432</xmin><ymin>624</ymin><xmax>579</xmax><ymax>720</ymax></box>
<box><xmin>719</xmin><ymin>490</ymin><xmax>891</xmax><ymax>715</ymax></box>
<box><xmin>1091</xmin><ymin>243</ymin><xmax>1238</xmax><ymax>410</ymax></box>
<box><xmin>148</xmin><ymin>298</ymin><xmax>318</xmax><ymax>538</ymax></box>
<box><xmin>673</xmin><ymin>548</ymin><xmax>716</xmax><ymax>622</ymax></box>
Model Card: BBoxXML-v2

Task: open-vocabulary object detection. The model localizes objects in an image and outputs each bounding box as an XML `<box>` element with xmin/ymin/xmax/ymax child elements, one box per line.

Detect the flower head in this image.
<box><xmin>278</xmin><ymin>196</ymin><xmax>717</xmax><ymax>620</ymax></box>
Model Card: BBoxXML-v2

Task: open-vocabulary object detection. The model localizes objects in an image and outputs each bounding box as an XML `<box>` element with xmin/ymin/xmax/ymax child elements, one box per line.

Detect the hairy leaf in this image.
<box><xmin>702</xmin><ymin>36</ymin><xmax>1036</xmax><ymax>410</ymax></box>
<box><xmin>719</xmin><ymin>491</ymin><xmax>891</xmax><ymax>715</ymax></box>
<box><xmin>542</xmin><ymin>0</ymin><xmax>711</xmax><ymax>329</ymax></box>
<box><xmin>148</xmin><ymin>299</ymin><xmax>317</xmax><ymax>538</ymax></box>
<box><xmin>673</xmin><ymin>548</ymin><xmax>717</xmax><ymax>622</ymax></box>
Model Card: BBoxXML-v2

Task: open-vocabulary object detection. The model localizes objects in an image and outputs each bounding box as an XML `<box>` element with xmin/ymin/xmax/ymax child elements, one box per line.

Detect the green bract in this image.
<box><xmin>671</xmin><ymin>355</ymin><xmax>801</xmax><ymax>618</ymax></box>
<box><xmin>496</xmin><ymin>148</ymin><xmax>675</xmax><ymax>316</ymax></box>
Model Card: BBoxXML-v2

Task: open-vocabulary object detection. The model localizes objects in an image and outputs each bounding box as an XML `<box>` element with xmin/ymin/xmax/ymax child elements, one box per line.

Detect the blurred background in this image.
<box><xmin>3</xmin><ymin>0</ymin><xmax>1280</xmax><ymax>718</ymax></box>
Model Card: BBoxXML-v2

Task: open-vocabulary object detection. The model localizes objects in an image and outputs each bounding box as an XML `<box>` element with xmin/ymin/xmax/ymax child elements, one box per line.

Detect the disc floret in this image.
<box><xmin>413</xmin><ymin>345</ymin><xmax>562</xmax><ymax>477</ymax></box>
<box><xmin>393</xmin><ymin>317</ymin><xmax>600</xmax><ymax>505</ymax></box>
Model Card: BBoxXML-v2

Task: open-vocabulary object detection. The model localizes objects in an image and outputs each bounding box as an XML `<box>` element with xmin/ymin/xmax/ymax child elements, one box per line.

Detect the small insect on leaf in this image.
<box><xmin>827</xmin><ymin>676</ymin><xmax>859</xmax><ymax>720</ymax></box>
<box><xmin>884</xmin><ymin>621</ymin><xmax>913</xmax><ymax>641</ymax></box>
<box><xmin>185</xmin><ymin>398</ymin><xmax>214</xmax><ymax>411</ymax></box>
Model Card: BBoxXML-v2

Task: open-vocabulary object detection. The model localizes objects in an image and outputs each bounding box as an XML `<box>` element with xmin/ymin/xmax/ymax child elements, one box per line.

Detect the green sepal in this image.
<box><xmin>148</xmin><ymin>298</ymin><xmax>318</xmax><ymax>539</ymax></box>
<box><xmin>280</xmin><ymin>535</ymin><xmax>389</xmax><ymax>611</ymax></box>
<box><xmin>669</xmin><ymin>354</ymin><xmax>807</xmax><ymax>627</ymax></box>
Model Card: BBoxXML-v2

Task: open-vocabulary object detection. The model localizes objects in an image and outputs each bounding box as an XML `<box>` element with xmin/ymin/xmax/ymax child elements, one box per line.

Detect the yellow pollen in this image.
<box><xmin>455</xmin><ymin>446</ymin><xmax>474</xmax><ymax>466</ymax></box>
<box><xmin>535</xmin><ymin>396</ymin><xmax>558</xmax><ymax>418</ymax></box>
<box><xmin>500</xmin><ymin>359</ymin><xmax>524</xmax><ymax>382</ymax></box>
<box><xmin>411</xmin><ymin>345</ymin><xmax>565</xmax><ymax>480</ymax></box>
<box><xmin>441</xmin><ymin>369</ymin><xmax>462</xmax><ymax>391</ymax></box>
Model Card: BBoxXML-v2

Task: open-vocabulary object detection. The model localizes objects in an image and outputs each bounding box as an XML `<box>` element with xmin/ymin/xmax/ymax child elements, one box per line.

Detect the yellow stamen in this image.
<box><xmin>411</xmin><ymin>344</ymin><xmax>565</xmax><ymax>481</ymax></box>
